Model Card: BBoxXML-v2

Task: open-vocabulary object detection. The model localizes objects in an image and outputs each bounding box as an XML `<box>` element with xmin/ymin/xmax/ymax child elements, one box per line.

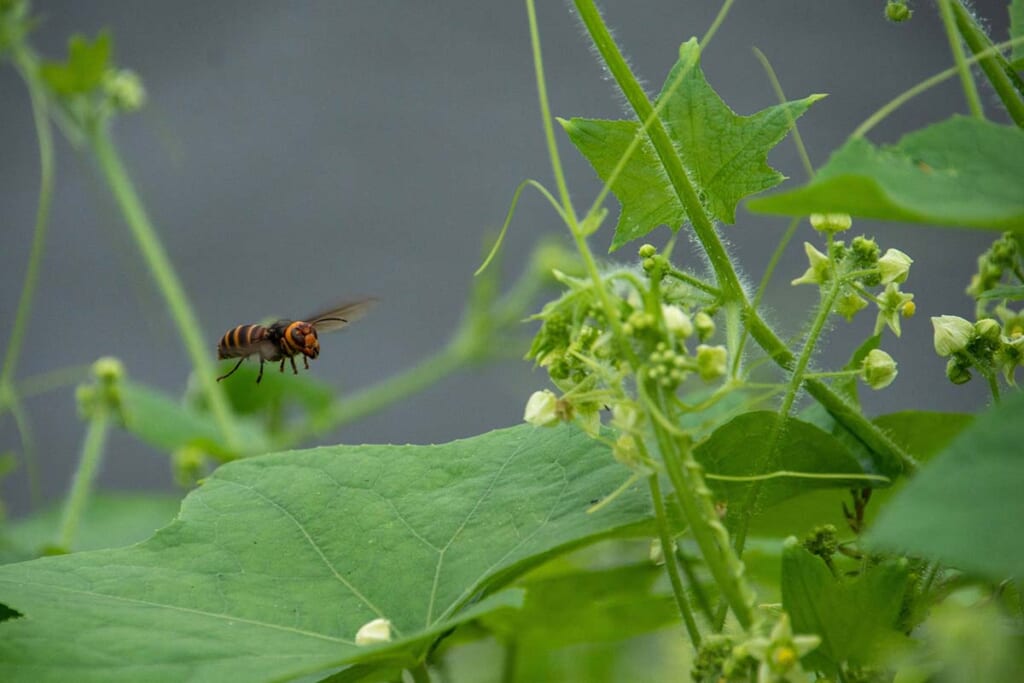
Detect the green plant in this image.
<box><xmin>1</xmin><ymin>1</ymin><xmax>1023</xmax><ymax>681</ymax></box>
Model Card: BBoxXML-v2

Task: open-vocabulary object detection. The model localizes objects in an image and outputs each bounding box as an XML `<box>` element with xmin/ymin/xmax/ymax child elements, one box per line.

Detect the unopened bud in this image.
<box><xmin>694</xmin><ymin>311</ymin><xmax>716</xmax><ymax>340</ymax></box>
<box><xmin>696</xmin><ymin>345</ymin><xmax>728</xmax><ymax>381</ymax></box>
<box><xmin>974</xmin><ymin>318</ymin><xmax>1001</xmax><ymax>342</ymax></box>
<box><xmin>355</xmin><ymin>618</ymin><xmax>392</xmax><ymax>646</ymax></box>
<box><xmin>809</xmin><ymin>213</ymin><xmax>852</xmax><ymax>233</ymax></box>
<box><xmin>946</xmin><ymin>358</ymin><xmax>972</xmax><ymax>385</ymax></box>
<box><xmin>638</xmin><ymin>244</ymin><xmax>657</xmax><ymax>258</ymax></box>
<box><xmin>931</xmin><ymin>315</ymin><xmax>974</xmax><ymax>357</ymax></box>
<box><xmin>524</xmin><ymin>390</ymin><xmax>559</xmax><ymax>427</ymax></box>
<box><xmin>662</xmin><ymin>305</ymin><xmax>694</xmax><ymax>338</ymax></box>
<box><xmin>861</xmin><ymin>349</ymin><xmax>898</xmax><ymax>390</ymax></box>
<box><xmin>878</xmin><ymin>248</ymin><xmax>913</xmax><ymax>285</ymax></box>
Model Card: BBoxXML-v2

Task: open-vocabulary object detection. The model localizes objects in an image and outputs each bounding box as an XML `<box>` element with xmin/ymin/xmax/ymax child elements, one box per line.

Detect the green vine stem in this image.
<box><xmin>938</xmin><ymin>0</ymin><xmax>984</xmax><ymax>119</ymax></box>
<box><xmin>54</xmin><ymin>406</ymin><xmax>111</xmax><ymax>552</ymax></box>
<box><xmin>89</xmin><ymin>127</ymin><xmax>241</xmax><ymax>451</ymax></box>
<box><xmin>570</xmin><ymin>0</ymin><xmax>914</xmax><ymax>480</ymax></box>
<box><xmin>527</xmin><ymin>0</ymin><xmax>758</xmax><ymax>629</ymax></box>
<box><xmin>950</xmin><ymin>0</ymin><xmax>1024</xmax><ymax>127</ymax></box>
<box><xmin>0</xmin><ymin>39</ymin><xmax>57</xmax><ymax>506</ymax></box>
<box><xmin>648</xmin><ymin>473</ymin><xmax>702</xmax><ymax>646</ymax></box>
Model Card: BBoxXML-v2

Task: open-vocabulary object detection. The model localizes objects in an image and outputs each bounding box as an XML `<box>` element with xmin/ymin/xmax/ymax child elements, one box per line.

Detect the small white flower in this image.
<box><xmin>523</xmin><ymin>390</ymin><xmax>559</xmax><ymax>427</ymax></box>
<box><xmin>791</xmin><ymin>242</ymin><xmax>831</xmax><ymax>286</ymax></box>
<box><xmin>861</xmin><ymin>349</ymin><xmax>898</xmax><ymax>390</ymax></box>
<box><xmin>661</xmin><ymin>305</ymin><xmax>694</xmax><ymax>338</ymax></box>
<box><xmin>931</xmin><ymin>315</ymin><xmax>974</xmax><ymax>356</ymax></box>
<box><xmin>355</xmin><ymin>617</ymin><xmax>392</xmax><ymax>646</ymax></box>
<box><xmin>878</xmin><ymin>248</ymin><xmax>913</xmax><ymax>284</ymax></box>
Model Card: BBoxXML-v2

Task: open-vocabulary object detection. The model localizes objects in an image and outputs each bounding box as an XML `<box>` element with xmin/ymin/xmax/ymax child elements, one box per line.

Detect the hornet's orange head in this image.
<box><xmin>287</xmin><ymin>321</ymin><xmax>320</xmax><ymax>358</ymax></box>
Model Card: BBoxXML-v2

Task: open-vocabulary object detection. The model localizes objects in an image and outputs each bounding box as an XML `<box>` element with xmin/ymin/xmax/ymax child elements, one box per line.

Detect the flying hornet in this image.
<box><xmin>216</xmin><ymin>298</ymin><xmax>376</xmax><ymax>383</ymax></box>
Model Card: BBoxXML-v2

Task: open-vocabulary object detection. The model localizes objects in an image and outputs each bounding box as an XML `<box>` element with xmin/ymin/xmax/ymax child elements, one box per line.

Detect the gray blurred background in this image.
<box><xmin>0</xmin><ymin>1</ymin><xmax>1013</xmax><ymax>517</ymax></box>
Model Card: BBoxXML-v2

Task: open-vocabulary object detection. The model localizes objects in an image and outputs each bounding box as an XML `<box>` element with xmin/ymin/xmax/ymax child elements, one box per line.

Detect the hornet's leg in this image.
<box><xmin>289</xmin><ymin>356</ymin><xmax>299</xmax><ymax>375</ymax></box>
<box><xmin>217</xmin><ymin>357</ymin><xmax>246</xmax><ymax>382</ymax></box>
<box><xmin>278</xmin><ymin>359</ymin><xmax>286</xmax><ymax>374</ymax></box>
<box><xmin>257</xmin><ymin>359</ymin><xmax>266</xmax><ymax>384</ymax></box>
<box><xmin>303</xmin><ymin>356</ymin><xmax>309</xmax><ymax>370</ymax></box>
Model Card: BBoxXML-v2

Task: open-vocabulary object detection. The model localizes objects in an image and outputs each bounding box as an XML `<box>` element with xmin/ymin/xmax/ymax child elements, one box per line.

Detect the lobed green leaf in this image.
<box><xmin>562</xmin><ymin>38</ymin><xmax>822</xmax><ymax>251</ymax></box>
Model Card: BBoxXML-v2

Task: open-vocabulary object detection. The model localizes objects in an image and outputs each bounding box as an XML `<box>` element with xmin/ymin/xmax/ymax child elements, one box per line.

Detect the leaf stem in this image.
<box><xmin>409</xmin><ymin>661</ymin><xmax>432</xmax><ymax>683</ymax></box>
<box><xmin>55</xmin><ymin>408</ymin><xmax>111</xmax><ymax>551</ymax></box>
<box><xmin>647</xmin><ymin>473</ymin><xmax>702</xmax><ymax>647</ymax></box>
<box><xmin>1</xmin><ymin>41</ymin><xmax>56</xmax><ymax>507</ymax></box>
<box><xmin>853</xmin><ymin>35</ymin><xmax>1024</xmax><ymax>138</ymax></box>
<box><xmin>89</xmin><ymin>127</ymin><xmax>241</xmax><ymax>452</ymax></box>
<box><xmin>950</xmin><ymin>0</ymin><xmax>1024</xmax><ymax>127</ymax></box>
<box><xmin>938</xmin><ymin>0</ymin><xmax>984</xmax><ymax>118</ymax></box>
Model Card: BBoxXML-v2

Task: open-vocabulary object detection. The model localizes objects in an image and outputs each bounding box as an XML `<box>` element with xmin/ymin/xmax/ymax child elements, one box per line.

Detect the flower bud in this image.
<box><xmin>696</xmin><ymin>345</ymin><xmax>728</xmax><ymax>381</ymax></box>
<box><xmin>694</xmin><ymin>311</ymin><xmax>716</xmax><ymax>340</ymax></box>
<box><xmin>661</xmin><ymin>305</ymin><xmax>694</xmax><ymax>338</ymax></box>
<box><xmin>931</xmin><ymin>315</ymin><xmax>974</xmax><ymax>357</ymax></box>
<box><xmin>885</xmin><ymin>1</ymin><xmax>913</xmax><ymax>22</ymax></box>
<box><xmin>861</xmin><ymin>349</ymin><xmax>898</xmax><ymax>390</ymax></box>
<box><xmin>809</xmin><ymin>213</ymin><xmax>852</xmax><ymax>233</ymax></box>
<box><xmin>523</xmin><ymin>390</ymin><xmax>559</xmax><ymax>427</ymax></box>
<box><xmin>878</xmin><ymin>248</ymin><xmax>913</xmax><ymax>284</ymax></box>
<box><xmin>104</xmin><ymin>69</ymin><xmax>146</xmax><ymax>112</ymax></box>
<box><xmin>355</xmin><ymin>618</ymin><xmax>392</xmax><ymax>646</ymax></box>
<box><xmin>974</xmin><ymin>318</ymin><xmax>1001</xmax><ymax>342</ymax></box>
<box><xmin>638</xmin><ymin>243</ymin><xmax>657</xmax><ymax>258</ymax></box>
<box><xmin>946</xmin><ymin>358</ymin><xmax>972</xmax><ymax>385</ymax></box>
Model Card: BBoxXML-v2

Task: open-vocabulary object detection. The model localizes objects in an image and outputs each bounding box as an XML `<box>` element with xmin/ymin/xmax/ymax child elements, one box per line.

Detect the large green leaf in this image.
<box><xmin>781</xmin><ymin>538</ymin><xmax>910</xmax><ymax>675</ymax></box>
<box><xmin>867</xmin><ymin>391</ymin><xmax>1024</xmax><ymax>580</ymax></box>
<box><xmin>0</xmin><ymin>424</ymin><xmax>654</xmax><ymax>682</ymax></box>
<box><xmin>562</xmin><ymin>38</ymin><xmax>822</xmax><ymax>251</ymax></box>
<box><xmin>0</xmin><ymin>493</ymin><xmax>181</xmax><ymax>563</ymax></box>
<box><xmin>748</xmin><ymin>117</ymin><xmax>1024</xmax><ymax>230</ymax></box>
<box><xmin>694</xmin><ymin>411</ymin><xmax>882</xmax><ymax>511</ymax></box>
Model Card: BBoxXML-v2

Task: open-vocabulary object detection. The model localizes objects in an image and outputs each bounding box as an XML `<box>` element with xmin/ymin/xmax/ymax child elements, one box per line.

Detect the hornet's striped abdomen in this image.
<box><xmin>217</xmin><ymin>324</ymin><xmax>268</xmax><ymax>359</ymax></box>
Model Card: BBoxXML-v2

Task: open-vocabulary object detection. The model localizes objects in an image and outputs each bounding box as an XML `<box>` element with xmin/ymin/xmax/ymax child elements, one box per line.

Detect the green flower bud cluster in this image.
<box><xmin>885</xmin><ymin>1</ymin><xmax>913</xmax><ymax>22</ymax></box>
<box><xmin>792</xmin><ymin>224</ymin><xmax>916</xmax><ymax>337</ymax></box>
<box><xmin>932</xmin><ymin>313</ymin><xmax>1024</xmax><ymax>385</ymax></box>
<box><xmin>524</xmin><ymin>244</ymin><xmax>732</xmax><ymax>447</ymax></box>
<box><xmin>76</xmin><ymin>356</ymin><xmax>126</xmax><ymax>422</ymax></box>
<box><xmin>966</xmin><ymin>232</ymin><xmax>1023</xmax><ymax>315</ymax></box>
<box><xmin>802</xmin><ymin>524</ymin><xmax>839</xmax><ymax>562</ymax></box>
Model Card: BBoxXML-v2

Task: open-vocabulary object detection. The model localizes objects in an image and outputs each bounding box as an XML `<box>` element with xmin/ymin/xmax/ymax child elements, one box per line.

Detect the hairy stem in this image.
<box><xmin>648</xmin><ymin>473</ymin><xmax>702</xmax><ymax>646</ymax></box>
<box><xmin>938</xmin><ymin>0</ymin><xmax>984</xmax><ymax>118</ymax></box>
<box><xmin>950</xmin><ymin>0</ymin><xmax>1024</xmax><ymax>127</ymax></box>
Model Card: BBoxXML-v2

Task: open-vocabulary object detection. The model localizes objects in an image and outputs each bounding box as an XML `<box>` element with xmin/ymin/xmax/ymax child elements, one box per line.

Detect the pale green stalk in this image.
<box><xmin>89</xmin><ymin>128</ymin><xmax>241</xmax><ymax>451</ymax></box>
<box><xmin>55</xmin><ymin>409</ymin><xmax>111</xmax><ymax>551</ymax></box>
<box><xmin>938</xmin><ymin>0</ymin><xmax>984</xmax><ymax>118</ymax></box>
